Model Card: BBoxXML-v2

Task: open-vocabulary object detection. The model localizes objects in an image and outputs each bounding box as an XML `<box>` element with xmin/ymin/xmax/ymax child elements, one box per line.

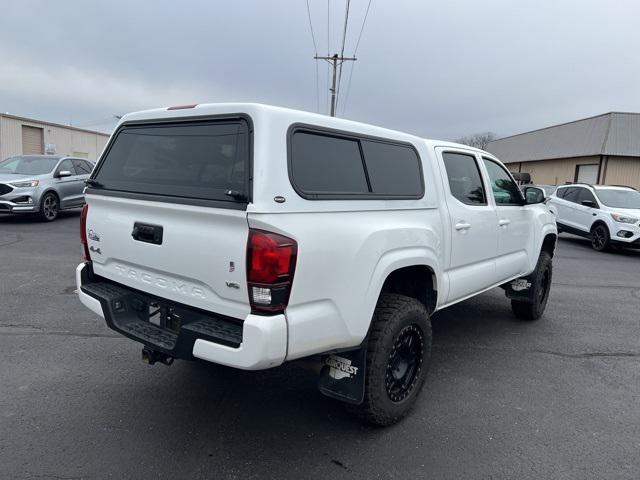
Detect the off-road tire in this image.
<box><xmin>590</xmin><ymin>224</ymin><xmax>610</xmax><ymax>252</ymax></box>
<box><xmin>38</xmin><ymin>192</ymin><xmax>59</xmax><ymax>222</ymax></box>
<box><xmin>351</xmin><ymin>294</ymin><xmax>432</xmax><ymax>426</ymax></box>
<box><xmin>511</xmin><ymin>252</ymin><xmax>552</xmax><ymax>321</ymax></box>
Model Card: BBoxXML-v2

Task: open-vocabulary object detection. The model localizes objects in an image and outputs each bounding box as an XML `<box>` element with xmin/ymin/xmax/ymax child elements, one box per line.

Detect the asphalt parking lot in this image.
<box><xmin>1</xmin><ymin>212</ymin><xmax>639</xmax><ymax>480</ymax></box>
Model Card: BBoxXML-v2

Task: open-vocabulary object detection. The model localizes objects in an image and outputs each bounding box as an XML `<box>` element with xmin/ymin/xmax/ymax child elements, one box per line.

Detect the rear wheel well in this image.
<box><xmin>380</xmin><ymin>266</ymin><xmax>437</xmax><ymax>314</ymax></box>
<box><xmin>541</xmin><ymin>233</ymin><xmax>557</xmax><ymax>258</ymax></box>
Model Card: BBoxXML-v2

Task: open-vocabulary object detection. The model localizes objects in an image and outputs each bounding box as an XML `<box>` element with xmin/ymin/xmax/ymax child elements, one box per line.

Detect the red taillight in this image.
<box><xmin>246</xmin><ymin>229</ymin><xmax>297</xmax><ymax>314</ymax></box>
<box><xmin>80</xmin><ymin>204</ymin><xmax>90</xmax><ymax>261</ymax></box>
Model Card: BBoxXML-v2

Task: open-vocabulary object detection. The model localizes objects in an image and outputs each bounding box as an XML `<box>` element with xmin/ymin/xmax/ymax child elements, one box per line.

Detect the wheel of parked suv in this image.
<box><xmin>590</xmin><ymin>224</ymin><xmax>610</xmax><ymax>252</ymax></box>
<box><xmin>511</xmin><ymin>252</ymin><xmax>552</xmax><ymax>321</ymax></box>
<box><xmin>38</xmin><ymin>192</ymin><xmax>59</xmax><ymax>222</ymax></box>
<box><xmin>351</xmin><ymin>294</ymin><xmax>432</xmax><ymax>426</ymax></box>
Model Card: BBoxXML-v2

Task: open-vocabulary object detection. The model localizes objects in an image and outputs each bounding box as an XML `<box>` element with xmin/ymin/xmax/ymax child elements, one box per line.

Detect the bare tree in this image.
<box><xmin>454</xmin><ymin>132</ymin><xmax>497</xmax><ymax>150</ymax></box>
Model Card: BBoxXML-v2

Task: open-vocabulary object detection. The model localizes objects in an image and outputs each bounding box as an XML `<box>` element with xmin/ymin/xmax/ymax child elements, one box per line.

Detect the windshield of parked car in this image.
<box><xmin>0</xmin><ymin>156</ymin><xmax>59</xmax><ymax>175</ymax></box>
<box><xmin>595</xmin><ymin>188</ymin><xmax>640</xmax><ymax>209</ymax></box>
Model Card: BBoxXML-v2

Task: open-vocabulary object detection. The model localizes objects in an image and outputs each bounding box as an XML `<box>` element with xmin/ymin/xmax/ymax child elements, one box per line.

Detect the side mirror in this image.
<box><xmin>524</xmin><ymin>186</ymin><xmax>545</xmax><ymax>204</ymax></box>
<box><xmin>56</xmin><ymin>170</ymin><xmax>72</xmax><ymax>178</ymax></box>
<box><xmin>581</xmin><ymin>200</ymin><xmax>598</xmax><ymax>208</ymax></box>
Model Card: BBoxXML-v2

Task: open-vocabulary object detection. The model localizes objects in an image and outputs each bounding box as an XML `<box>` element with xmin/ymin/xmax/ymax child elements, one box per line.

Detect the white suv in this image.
<box><xmin>547</xmin><ymin>184</ymin><xmax>640</xmax><ymax>251</ymax></box>
<box><xmin>76</xmin><ymin>103</ymin><xmax>557</xmax><ymax>425</ymax></box>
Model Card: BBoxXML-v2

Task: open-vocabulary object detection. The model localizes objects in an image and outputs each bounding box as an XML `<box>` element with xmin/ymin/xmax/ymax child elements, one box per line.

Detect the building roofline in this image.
<box><xmin>0</xmin><ymin>113</ymin><xmax>111</xmax><ymax>137</ymax></box>
<box><xmin>489</xmin><ymin>111</ymin><xmax>640</xmax><ymax>144</ymax></box>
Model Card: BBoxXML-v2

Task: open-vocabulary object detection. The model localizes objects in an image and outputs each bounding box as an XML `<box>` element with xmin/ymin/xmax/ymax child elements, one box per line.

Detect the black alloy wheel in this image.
<box><xmin>385</xmin><ymin>325</ymin><xmax>424</xmax><ymax>403</ymax></box>
<box><xmin>591</xmin><ymin>224</ymin><xmax>610</xmax><ymax>251</ymax></box>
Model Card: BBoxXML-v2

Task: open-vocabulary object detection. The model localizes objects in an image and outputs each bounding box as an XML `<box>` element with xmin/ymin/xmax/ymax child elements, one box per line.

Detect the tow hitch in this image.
<box><xmin>142</xmin><ymin>347</ymin><xmax>174</xmax><ymax>366</ymax></box>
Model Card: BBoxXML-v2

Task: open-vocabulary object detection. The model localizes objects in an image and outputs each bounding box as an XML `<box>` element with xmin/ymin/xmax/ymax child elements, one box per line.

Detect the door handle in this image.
<box><xmin>498</xmin><ymin>219</ymin><xmax>511</xmax><ymax>227</ymax></box>
<box><xmin>455</xmin><ymin>221</ymin><xmax>471</xmax><ymax>231</ymax></box>
<box><xmin>132</xmin><ymin>222</ymin><xmax>164</xmax><ymax>245</ymax></box>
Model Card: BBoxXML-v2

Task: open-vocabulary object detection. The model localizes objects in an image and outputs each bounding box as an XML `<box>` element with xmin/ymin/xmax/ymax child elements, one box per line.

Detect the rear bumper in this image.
<box><xmin>75</xmin><ymin>263</ymin><xmax>287</xmax><ymax>370</ymax></box>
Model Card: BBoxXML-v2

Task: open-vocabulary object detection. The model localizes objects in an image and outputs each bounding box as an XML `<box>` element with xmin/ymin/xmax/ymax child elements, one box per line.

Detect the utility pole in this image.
<box><xmin>314</xmin><ymin>53</ymin><xmax>356</xmax><ymax>116</ymax></box>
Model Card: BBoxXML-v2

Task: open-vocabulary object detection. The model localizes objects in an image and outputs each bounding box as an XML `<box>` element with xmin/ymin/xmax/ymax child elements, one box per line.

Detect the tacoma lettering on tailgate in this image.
<box><xmin>114</xmin><ymin>264</ymin><xmax>206</xmax><ymax>299</ymax></box>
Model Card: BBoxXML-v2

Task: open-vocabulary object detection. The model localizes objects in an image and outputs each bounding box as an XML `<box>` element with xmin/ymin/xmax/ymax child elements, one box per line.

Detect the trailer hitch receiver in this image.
<box><xmin>142</xmin><ymin>347</ymin><xmax>174</xmax><ymax>366</ymax></box>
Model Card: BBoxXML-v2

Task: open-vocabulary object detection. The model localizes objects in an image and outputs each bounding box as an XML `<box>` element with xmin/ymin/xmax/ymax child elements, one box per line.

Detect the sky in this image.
<box><xmin>0</xmin><ymin>0</ymin><xmax>639</xmax><ymax>140</ymax></box>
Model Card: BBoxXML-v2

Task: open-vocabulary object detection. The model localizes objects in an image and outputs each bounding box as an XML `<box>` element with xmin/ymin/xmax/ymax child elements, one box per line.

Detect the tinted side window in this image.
<box><xmin>482</xmin><ymin>158</ymin><xmax>523</xmax><ymax>205</ymax></box>
<box><xmin>562</xmin><ymin>187</ymin><xmax>580</xmax><ymax>203</ymax></box>
<box><xmin>72</xmin><ymin>159</ymin><xmax>92</xmax><ymax>175</ymax></box>
<box><xmin>360</xmin><ymin>140</ymin><xmax>422</xmax><ymax>196</ymax></box>
<box><xmin>555</xmin><ymin>187</ymin><xmax>567</xmax><ymax>199</ymax></box>
<box><xmin>290</xmin><ymin>132</ymin><xmax>368</xmax><ymax>194</ymax></box>
<box><xmin>442</xmin><ymin>152</ymin><xmax>486</xmax><ymax>205</ymax></box>
<box><xmin>57</xmin><ymin>159</ymin><xmax>76</xmax><ymax>175</ymax></box>
<box><xmin>576</xmin><ymin>188</ymin><xmax>598</xmax><ymax>206</ymax></box>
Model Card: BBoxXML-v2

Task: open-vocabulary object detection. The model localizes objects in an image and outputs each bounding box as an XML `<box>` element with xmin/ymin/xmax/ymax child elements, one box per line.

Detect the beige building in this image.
<box><xmin>486</xmin><ymin>112</ymin><xmax>640</xmax><ymax>189</ymax></box>
<box><xmin>0</xmin><ymin>113</ymin><xmax>110</xmax><ymax>162</ymax></box>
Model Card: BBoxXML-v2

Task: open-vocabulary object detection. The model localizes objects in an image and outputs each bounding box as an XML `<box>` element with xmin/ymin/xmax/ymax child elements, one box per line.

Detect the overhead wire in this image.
<box><xmin>335</xmin><ymin>0</ymin><xmax>351</xmax><ymax>112</ymax></box>
<box><xmin>326</xmin><ymin>0</ymin><xmax>331</xmax><ymax>113</ymax></box>
<box><xmin>308</xmin><ymin>0</ymin><xmax>373</xmax><ymax>116</ymax></box>
<box><xmin>353</xmin><ymin>0</ymin><xmax>372</xmax><ymax>56</ymax></box>
<box><xmin>341</xmin><ymin>0</ymin><xmax>372</xmax><ymax>116</ymax></box>
<box><xmin>305</xmin><ymin>0</ymin><xmax>321</xmax><ymax>112</ymax></box>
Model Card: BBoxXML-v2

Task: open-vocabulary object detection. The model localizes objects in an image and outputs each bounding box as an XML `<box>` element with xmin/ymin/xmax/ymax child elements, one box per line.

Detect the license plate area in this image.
<box><xmin>147</xmin><ymin>301</ymin><xmax>182</xmax><ymax>333</ymax></box>
<box><xmin>81</xmin><ymin>274</ymin><xmax>244</xmax><ymax>357</ymax></box>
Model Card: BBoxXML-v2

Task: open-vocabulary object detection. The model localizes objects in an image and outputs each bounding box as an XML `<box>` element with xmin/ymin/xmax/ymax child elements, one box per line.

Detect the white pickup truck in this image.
<box><xmin>76</xmin><ymin>103</ymin><xmax>557</xmax><ymax>425</ymax></box>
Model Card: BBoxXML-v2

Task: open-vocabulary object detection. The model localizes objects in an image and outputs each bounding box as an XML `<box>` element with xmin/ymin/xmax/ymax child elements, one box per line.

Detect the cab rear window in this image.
<box><xmin>93</xmin><ymin>119</ymin><xmax>251</xmax><ymax>204</ymax></box>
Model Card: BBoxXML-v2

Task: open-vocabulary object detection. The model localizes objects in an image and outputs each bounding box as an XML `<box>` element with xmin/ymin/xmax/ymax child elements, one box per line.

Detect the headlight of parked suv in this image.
<box><xmin>611</xmin><ymin>213</ymin><xmax>639</xmax><ymax>224</ymax></box>
<box><xmin>9</xmin><ymin>179</ymin><xmax>39</xmax><ymax>188</ymax></box>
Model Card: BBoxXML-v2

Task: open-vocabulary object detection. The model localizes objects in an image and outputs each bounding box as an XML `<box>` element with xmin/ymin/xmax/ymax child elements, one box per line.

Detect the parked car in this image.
<box><xmin>547</xmin><ymin>184</ymin><xmax>640</xmax><ymax>251</ymax></box>
<box><xmin>76</xmin><ymin>103</ymin><xmax>557</xmax><ymax>425</ymax></box>
<box><xmin>0</xmin><ymin>155</ymin><xmax>94</xmax><ymax>221</ymax></box>
<box><xmin>533</xmin><ymin>184</ymin><xmax>557</xmax><ymax>198</ymax></box>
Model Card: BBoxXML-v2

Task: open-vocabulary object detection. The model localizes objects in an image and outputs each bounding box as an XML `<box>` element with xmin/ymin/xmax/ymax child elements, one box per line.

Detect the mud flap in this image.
<box><xmin>317</xmin><ymin>345</ymin><xmax>367</xmax><ymax>405</ymax></box>
<box><xmin>504</xmin><ymin>277</ymin><xmax>533</xmax><ymax>301</ymax></box>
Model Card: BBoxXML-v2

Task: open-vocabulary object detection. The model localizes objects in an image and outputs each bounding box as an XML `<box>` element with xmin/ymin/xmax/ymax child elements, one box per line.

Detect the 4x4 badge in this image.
<box><xmin>88</xmin><ymin>230</ymin><xmax>100</xmax><ymax>242</ymax></box>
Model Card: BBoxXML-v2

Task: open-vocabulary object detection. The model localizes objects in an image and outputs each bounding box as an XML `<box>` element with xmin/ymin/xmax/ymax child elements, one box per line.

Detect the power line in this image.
<box><xmin>353</xmin><ymin>0</ymin><xmax>372</xmax><ymax>56</ymax></box>
<box><xmin>341</xmin><ymin>60</ymin><xmax>356</xmax><ymax>116</ymax></box>
<box><xmin>314</xmin><ymin>59</ymin><xmax>320</xmax><ymax>113</ymax></box>
<box><xmin>313</xmin><ymin>0</ymin><xmax>370</xmax><ymax>116</ymax></box>
<box><xmin>342</xmin><ymin>0</ymin><xmax>373</xmax><ymax>116</ymax></box>
<box><xmin>305</xmin><ymin>0</ymin><xmax>319</xmax><ymax>54</ymax></box>
<box><xmin>305</xmin><ymin>0</ymin><xmax>320</xmax><ymax>112</ymax></box>
<box><xmin>326</xmin><ymin>0</ymin><xmax>330</xmax><ymax>113</ymax></box>
<box><xmin>335</xmin><ymin>0</ymin><xmax>351</xmax><ymax>110</ymax></box>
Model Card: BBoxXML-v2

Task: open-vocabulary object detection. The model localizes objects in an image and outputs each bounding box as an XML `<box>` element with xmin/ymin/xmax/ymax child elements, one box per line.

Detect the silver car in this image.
<box><xmin>0</xmin><ymin>155</ymin><xmax>93</xmax><ymax>221</ymax></box>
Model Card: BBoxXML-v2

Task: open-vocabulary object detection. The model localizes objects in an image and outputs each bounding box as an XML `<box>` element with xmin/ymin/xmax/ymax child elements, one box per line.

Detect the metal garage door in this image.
<box><xmin>576</xmin><ymin>164</ymin><xmax>599</xmax><ymax>184</ymax></box>
<box><xmin>21</xmin><ymin>125</ymin><xmax>44</xmax><ymax>154</ymax></box>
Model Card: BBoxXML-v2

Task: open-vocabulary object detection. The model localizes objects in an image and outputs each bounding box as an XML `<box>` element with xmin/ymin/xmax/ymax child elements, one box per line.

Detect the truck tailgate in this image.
<box><xmin>85</xmin><ymin>194</ymin><xmax>251</xmax><ymax>320</ymax></box>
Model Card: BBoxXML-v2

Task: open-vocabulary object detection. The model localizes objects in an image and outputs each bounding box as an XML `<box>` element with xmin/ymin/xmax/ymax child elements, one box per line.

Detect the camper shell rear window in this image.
<box><xmin>92</xmin><ymin>117</ymin><xmax>252</xmax><ymax>207</ymax></box>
